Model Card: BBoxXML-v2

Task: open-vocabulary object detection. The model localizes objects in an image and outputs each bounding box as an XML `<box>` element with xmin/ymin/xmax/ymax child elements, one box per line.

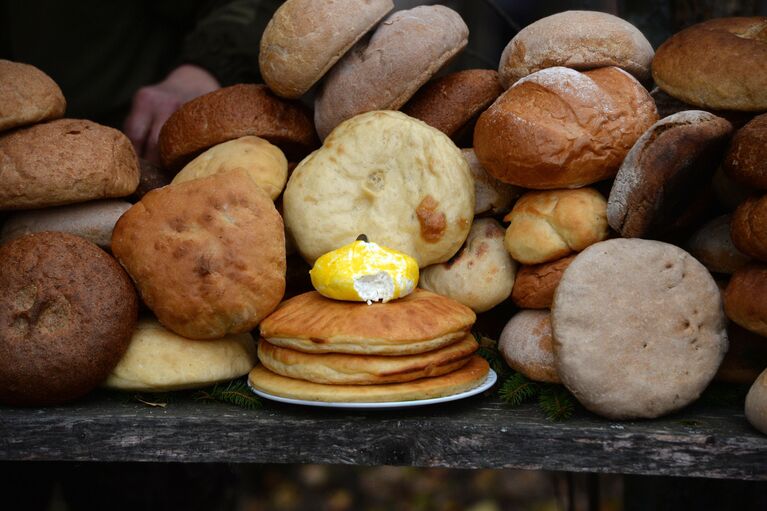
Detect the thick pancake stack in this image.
<box><xmin>249</xmin><ymin>289</ymin><xmax>490</xmax><ymax>402</ymax></box>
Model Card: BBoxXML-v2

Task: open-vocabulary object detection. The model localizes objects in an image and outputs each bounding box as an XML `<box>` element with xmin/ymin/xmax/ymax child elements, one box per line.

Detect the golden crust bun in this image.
<box><xmin>283</xmin><ymin>110</ymin><xmax>474</xmax><ymax>268</ymax></box>
<box><xmin>111</xmin><ymin>170</ymin><xmax>286</xmax><ymax>339</ymax></box>
<box><xmin>257</xmin><ymin>334</ymin><xmax>477</xmax><ymax>385</ymax></box>
<box><xmin>172</xmin><ymin>136</ymin><xmax>288</xmax><ymax>200</ymax></box>
<box><xmin>248</xmin><ymin>355</ymin><xmax>489</xmax><ymax>402</ymax></box>
<box><xmin>105</xmin><ymin>317</ymin><xmax>257</xmax><ymax>391</ymax></box>
<box><xmin>0</xmin><ymin>60</ymin><xmax>66</xmax><ymax>132</ymax></box>
<box><xmin>259</xmin><ymin>289</ymin><xmax>476</xmax><ymax>355</ymax></box>
<box><xmin>499</xmin><ymin>310</ymin><xmax>560</xmax><ymax>384</ymax></box>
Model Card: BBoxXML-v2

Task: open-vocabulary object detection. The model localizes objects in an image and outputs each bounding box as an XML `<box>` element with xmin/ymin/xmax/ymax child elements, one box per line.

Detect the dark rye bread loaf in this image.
<box><xmin>0</xmin><ymin>232</ymin><xmax>138</xmax><ymax>406</ymax></box>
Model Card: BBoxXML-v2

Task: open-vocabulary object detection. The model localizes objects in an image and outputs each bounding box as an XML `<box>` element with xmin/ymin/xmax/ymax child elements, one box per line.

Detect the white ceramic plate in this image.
<box><xmin>248</xmin><ymin>369</ymin><xmax>497</xmax><ymax>409</ymax></box>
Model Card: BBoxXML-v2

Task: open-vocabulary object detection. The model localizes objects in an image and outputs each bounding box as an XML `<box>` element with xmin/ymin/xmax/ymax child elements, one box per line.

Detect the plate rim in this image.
<box><xmin>247</xmin><ymin>368</ymin><xmax>498</xmax><ymax>409</ymax></box>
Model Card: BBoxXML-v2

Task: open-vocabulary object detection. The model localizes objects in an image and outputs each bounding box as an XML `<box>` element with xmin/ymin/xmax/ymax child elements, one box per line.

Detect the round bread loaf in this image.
<box><xmin>552</xmin><ymin>238</ymin><xmax>728</xmax><ymax>420</ymax></box>
<box><xmin>686</xmin><ymin>215</ymin><xmax>750</xmax><ymax>274</ymax></box>
<box><xmin>401</xmin><ymin>69</ymin><xmax>503</xmax><ymax>141</ymax></box>
<box><xmin>608</xmin><ymin>111</ymin><xmax>733</xmax><ymax>238</ymax></box>
<box><xmin>314</xmin><ymin>5</ymin><xmax>469</xmax><ymax>139</ymax></box>
<box><xmin>172</xmin><ymin>136</ymin><xmax>288</xmax><ymax>200</ymax></box>
<box><xmin>474</xmin><ymin>66</ymin><xmax>658</xmax><ymax>189</ymax></box>
<box><xmin>724</xmin><ymin>264</ymin><xmax>767</xmax><ymax>337</ymax></box>
<box><xmin>257</xmin><ymin>334</ymin><xmax>477</xmax><ymax>385</ymax></box>
<box><xmin>746</xmin><ymin>367</ymin><xmax>767</xmax><ymax>434</ymax></box>
<box><xmin>716</xmin><ymin>322</ymin><xmax>767</xmax><ymax>385</ymax></box>
<box><xmin>725</xmin><ymin>113</ymin><xmax>767</xmax><ymax>190</ymax></box>
<box><xmin>499</xmin><ymin>310</ymin><xmax>560</xmax><ymax>383</ymax></box>
<box><xmin>158</xmin><ymin>84</ymin><xmax>318</xmax><ymax>170</ymax></box>
<box><xmin>259</xmin><ymin>289</ymin><xmax>476</xmax><ymax>355</ymax></box>
<box><xmin>512</xmin><ymin>255</ymin><xmax>576</xmax><ymax>309</ymax></box>
<box><xmin>259</xmin><ymin>0</ymin><xmax>393</xmax><ymax>98</ymax></box>
<box><xmin>503</xmin><ymin>188</ymin><xmax>608</xmax><ymax>265</ymax></box>
<box><xmin>283</xmin><ymin>111</ymin><xmax>474</xmax><ymax>268</ymax></box>
<box><xmin>0</xmin><ymin>60</ymin><xmax>66</xmax><ymax>132</ymax></box>
<box><xmin>0</xmin><ymin>119</ymin><xmax>139</xmax><ymax>210</ymax></box>
<box><xmin>420</xmin><ymin>218</ymin><xmax>516</xmax><ymax>313</ymax></box>
<box><xmin>462</xmin><ymin>149</ymin><xmax>520</xmax><ymax>216</ymax></box>
<box><xmin>652</xmin><ymin>17</ymin><xmax>767</xmax><ymax>111</ymax></box>
<box><xmin>0</xmin><ymin>200</ymin><xmax>132</xmax><ymax>249</ymax></box>
<box><xmin>111</xmin><ymin>170</ymin><xmax>286</xmax><ymax>339</ymax></box>
<box><xmin>104</xmin><ymin>317</ymin><xmax>257</xmax><ymax>391</ymax></box>
<box><xmin>0</xmin><ymin>232</ymin><xmax>138</xmax><ymax>406</ymax></box>
<box><xmin>731</xmin><ymin>195</ymin><xmax>767</xmax><ymax>262</ymax></box>
<box><xmin>498</xmin><ymin>10</ymin><xmax>653</xmax><ymax>88</ymax></box>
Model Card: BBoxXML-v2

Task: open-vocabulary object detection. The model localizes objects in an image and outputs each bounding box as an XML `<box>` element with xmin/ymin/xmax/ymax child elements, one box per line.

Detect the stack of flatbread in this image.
<box><xmin>248</xmin><ymin>289</ymin><xmax>490</xmax><ymax>402</ymax></box>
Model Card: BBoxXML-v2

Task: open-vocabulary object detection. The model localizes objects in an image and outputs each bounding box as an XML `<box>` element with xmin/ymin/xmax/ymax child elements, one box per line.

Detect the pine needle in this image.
<box><xmin>498</xmin><ymin>372</ymin><xmax>539</xmax><ymax>407</ymax></box>
<box><xmin>474</xmin><ymin>331</ymin><xmax>511</xmax><ymax>379</ymax></box>
<box><xmin>538</xmin><ymin>385</ymin><xmax>576</xmax><ymax>422</ymax></box>
<box><xmin>193</xmin><ymin>378</ymin><xmax>261</xmax><ymax>410</ymax></box>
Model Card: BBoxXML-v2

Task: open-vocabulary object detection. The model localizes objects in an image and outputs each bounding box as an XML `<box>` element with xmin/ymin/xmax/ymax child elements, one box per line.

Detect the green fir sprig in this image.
<box><xmin>498</xmin><ymin>371</ymin><xmax>577</xmax><ymax>422</ymax></box>
<box><xmin>193</xmin><ymin>378</ymin><xmax>262</xmax><ymax>410</ymax></box>
<box><xmin>499</xmin><ymin>372</ymin><xmax>538</xmax><ymax>406</ymax></box>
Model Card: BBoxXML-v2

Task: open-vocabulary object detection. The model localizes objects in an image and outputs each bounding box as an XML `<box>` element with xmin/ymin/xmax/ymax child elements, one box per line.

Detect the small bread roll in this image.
<box><xmin>724</xmin><ymin>264</ymin><xmax>767</xmax><ymax>337</ymax></box>
<box><xmin>731</xmin><ymin>195</ymin><xmax>767</xmax><ymax>263</ymax></box>
<box><xmin>746</xmin><ymin>368</ymin><xmax>767</xmax><ymax>435</ymax></box>
<box><xmin>503</xmin><ymin>188</ymin><xmax>608</xmax><ymax>265</ymax></box>
<box><xmin>686</xmin><ymin>215</ymin><xmax>750</xmax><ymax>274</ymax></box>
<box><xmin>499</xmin><ymin>10</ymin><xmax>653</xmax><ymax>88</ymax></box>
<box><xmin>0</xmin><ymin>60</ymin><xmax>66</xmax><ymax>132</ymax></box>
<box><xmin>172</xmin><ymin>136</ymin><xmax>288</xmax><ymax>200</ymax></box>
<box><xmin>724</xmin><ymin>113</ymin><xmax>767</xmax><ymax>190</ymax></box>
<box><xmin>512</xmin><ymin>255</ymin><xmax>576</xmax><ymax>309</ymax></box>
<box><xmin>420</xmin><ymin>218</ymin><xmax>516</xmax><ymax>313</ymax></box>
<box><xmin>499</xmin><ymin>310</ymin><xmax>560</xmax><ymax>383</ymax></box>
<box><xmin>474</xmin><ymin>66</ymin><xmax>658</xmax><ymax>189</ymax></box>
<box><xmin>462</xmin><ymin>149</ymin><xmax>520</xmax><ymax>216</ymax></box>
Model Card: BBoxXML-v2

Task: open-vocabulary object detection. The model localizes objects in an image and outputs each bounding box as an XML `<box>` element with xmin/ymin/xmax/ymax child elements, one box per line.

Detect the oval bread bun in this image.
<box><xmin>731</xmin><ymin>194</ymin><xmax>767</xmax><ymax>262</ymax></box>
<box><xmin>724</xmin><ymin>113</ymin><xmax>767</xmax><ymax>190</ymax></box>
<box><xmin>724</xmin><ymin>264</ymin><xmax>767</xmax><ymax>337</ymax></box>
<box><xmin>0</xmin><ymin>60</ymin><xmax>66</xmax><ymax>132</ymax></box>
<box><xmin>499</xmin><ymin>10</ymin><xmax>653</xmax><ymax>88</ymax></box>
<box><xmin>499</xmin><ymin>309</ymin><xmax>560</xmax><ymax>383</ymax></box>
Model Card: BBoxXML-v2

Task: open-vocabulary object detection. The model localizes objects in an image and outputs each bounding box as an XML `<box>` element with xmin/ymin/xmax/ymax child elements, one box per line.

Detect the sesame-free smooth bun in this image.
<box><xmin>474</xmin><ymin>67</ymin><xmax>658</xmax><ymax>189</ymax></box>
<box><xmin>0</xmin><ymin>60</ymin><xmax>66</xmax><ymax>132</ymax></box>
<box><xmin>283</xmin><ymin>111</ymin><xmax>474</xmax><ymax>268</ymax></box>
<box><xmin>111</xmin><ymin>170</ymin><xmax>286</xmax><ymax>339</ymax></box>
<box><xmin>0</xmin><ymin>119</ymin><xmax>139</xmax><ymax>210</ymax></box>
<box><xmin>499</xmin><ymin>310</ymin><xmax>560</xmax><ymax>383</ymax></box>
<box><xmin>498</xmin><ymin>11</ymin><xmax>653</xmax><ymax>88</ymax></box>
<box><xmin>104</xmin><ymin>317</ymin><xmax>257</xmax><ymax>392</ymax></box>
<box><xmin>172</xmin><ymin>136</ymin><xmax>288</xmax><ymax>200</ymax></box>
<box><xmin>512</xmin><ymin>255</ymin><xmax>576</xmax><ymax>309</ymax></box>
<box><xmin>259</xmin><ymin>0</ymin><xmax>393</xmax><ymax>98</ymax></box>
<box><xmin>314</xmin><ymin>5</ymin><xmax>469</xmax><ymax>139</ymax></box>
<box><xmin>725</xmin><ymin>113</ymin><xmax>767</xmax><ymax>190</ymax></box>
<box><xmin>652</xmin><ymin>17</ymin><xmax>767</xmax><ymax>111</ymax></box>
<box><xmin>0</xmin><ymin>232</ymin><xmax>138</xmax><ymax>406</ymax></box>
<box><xmin>158</xmin><ymin>84</ymin><xmax>318</xmax><ymax>169</ymax></box>
<box><xmin>731</xmin><ymin>195</ymin><xmax>767</xmax><ymax>262</ymax></box>
<box><xmin>724</xmin><ymin>264</ymin><xmax>767</xmax><ymax>337</ymax></box>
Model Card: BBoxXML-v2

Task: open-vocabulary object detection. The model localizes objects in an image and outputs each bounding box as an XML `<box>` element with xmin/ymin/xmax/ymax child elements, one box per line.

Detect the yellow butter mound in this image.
<box><xmin>310</xmin><ymin>237</ymin><xmax>419</xmax><ymax>304</ymax></box>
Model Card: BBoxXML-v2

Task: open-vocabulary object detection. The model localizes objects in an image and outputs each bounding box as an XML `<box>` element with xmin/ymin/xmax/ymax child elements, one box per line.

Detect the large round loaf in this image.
<box><xmin>158</xmin><ymin>84</ymin><xmax>318</xmax><ymax>170</ymax></box>
<box><xmin>314</xmin><ymin>5</ymin><xmax>468</xmax><ymax>139</ymax></box>
<box><xmin>474</xmin><ymin>66</ymin><xmax>658</xmax><ymax>189</ymax></box>
<box><xmin>0</xmin><ymin>60</ymin><xmax>66</xmax><ymax>132</ymax></box>
<box><xmin>724</xmin><ymin>113</ymin><xmax>767</xmax><ymax>190</ymax></box>
<box><xmin>0</xmin><ymin>119</ymin><xmax>139</xmax><ymax>210</ymax></box>
<box><xmin>498</xmin><ymin>11</ymin><xmax>653</xmax><ymax>88</ymax></box>
<box><xmin>731</xmin><ymin>195</ymin><xmax>767</xmax><ymax>262</ymax></box>
<box><xmin>259</xmin><ymin>0</ymin><xmax>393</xmax><ymax>98</ymax></box>
<box><xmin>652</xmin><ymin>17</ymin><xmax>767</xmax><ymax>111</ymax></box>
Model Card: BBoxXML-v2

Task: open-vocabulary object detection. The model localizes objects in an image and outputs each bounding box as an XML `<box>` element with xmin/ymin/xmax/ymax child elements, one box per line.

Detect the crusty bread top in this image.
<box><xmin>259</xmin><ymin>0</ymin><xmax>393</xmax><ymax>98</ymax></box>
<box><xmin>725</xmin><ymin>113</ymin><xmax>767</xmax><ymax>190</ymax></box>
<box><xmin>0</xmin><ymin>60</ymin><xmax>66</xmax><ymax>132</ymax></box>
<box><xmin>259</xmin><ymin>289</ymin><xmax>475</xmax><ymax>345</ymax></box>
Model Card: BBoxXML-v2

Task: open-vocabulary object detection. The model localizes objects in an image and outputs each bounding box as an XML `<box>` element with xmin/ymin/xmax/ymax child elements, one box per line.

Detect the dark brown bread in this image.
<box><xmin>133</xmin><ymin>158</ymin><xmax>171</xmax><ymax>200</ymax></box>
<box><xmin>715</xmin><ymin>322</ymin><xmax>767</xmax><ymax>384</ymax></box>
<box><xmin>0</xmin><ymin>60</ymin><xmax>66</xmax><ymax>132</ymax></box>
<box><xmin>725</xmin><ymin>113</ymin><xmax>767</xmax><ymax>190</ymax></box>
<box><xmin>158</xmin><ymin>84</ymin><xmax>318</xmax><ymax>170</ymax></box>
<box><xmin>724</xmin><ymin>264</ymin><xmax>767</xmax><ymax>337</ymax></box>
<box><xmin>511</xmin><ymin>255</ymin><xmax>576</xmax><ymax>309</ymax></box>
<box><xmin>731</xmin><ymin>194</ymin><xmax>767</xmax><ymax>262</ymax></box>
<box><xmin>0</xmin><ymin>232</ymin><xmax>138</xmax><ymax>406</ymax></box>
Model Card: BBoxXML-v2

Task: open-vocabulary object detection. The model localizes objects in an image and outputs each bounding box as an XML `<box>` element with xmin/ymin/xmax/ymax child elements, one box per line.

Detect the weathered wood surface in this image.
<box><xmin>1</xmin><ymin>391</ymin><xmax>765</xmax><ymax>480</ymax></box>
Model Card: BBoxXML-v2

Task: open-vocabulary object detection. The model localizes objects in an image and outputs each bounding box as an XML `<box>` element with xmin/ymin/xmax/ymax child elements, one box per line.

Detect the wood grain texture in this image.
<box><xmin>0</xmin><ymin>392</ymin><xmax>765</xmax><ymax>480</ymax></box>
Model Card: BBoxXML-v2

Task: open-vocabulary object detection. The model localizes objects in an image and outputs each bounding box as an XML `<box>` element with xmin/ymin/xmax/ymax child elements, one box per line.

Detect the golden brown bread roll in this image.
<box><xmin>473</xmin><ymin>66</ymin><xmax>658</xmax><ymax>189</ymax></box>
<box><xmin>731</xmin><ymin>194</ymin><xmax>767</xmax><ymax>262</ymax></box>
<box><xmin>724</xmin><ymin>113</ymin><xmax>767</xmax><ymax>190</ymax></box>
<box><xmin>724</xmin><ymin>264</ymin><xmax>767</xmax><ymax>337</ymax></box>
<box><xmin>511</xmin><ymin>255</ymin><xmax>576</xmax><ymax>309</ymax></box>
<box><xmin>0</xmin><ymin>59</ymin><xmax>66</xmax><ymax>132</ymax></box>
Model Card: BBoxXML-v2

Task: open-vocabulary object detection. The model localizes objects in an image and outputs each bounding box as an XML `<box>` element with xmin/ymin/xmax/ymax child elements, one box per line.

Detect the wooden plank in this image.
<box><xmin>0</xmin><ymin>391</ymin><xmax>765</xmax><ymax>480</ymax></box>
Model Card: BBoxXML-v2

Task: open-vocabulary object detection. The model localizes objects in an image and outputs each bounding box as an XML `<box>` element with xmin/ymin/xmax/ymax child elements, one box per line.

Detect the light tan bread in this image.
<box><xmin>503</xmin><ymin>188</ymin><xmax>608</xmax><ymax>265</ymax></box>
<box><xmin>0</xmin><ymin>119</ymin><xmax>139</xmax><ymax>210</ymax></box>
<box><xmin>652</xmin><ymin>17</ymin><xmax>767</xmax><ymax>111</ymax></box>
<box><xmin>746</xmin><ymin>367</ymin><xmax>767</xmax><ymax>434</ymax></box>
<box><xmin>105</xmin><ymin>317</ymin><xmax>257</xmax><ymax>391</ymax></box>
<box><xmin>499</xmin><ymin>310</ymin><xmax>560</xmax><ymax>383</ymax></box>
<box><xmin>0</xmin><ymin>60</ymin><xmax>66</xmax><ymax>132</ymax></box>
<box><xmin>172</xmin><ymin>136</ymin><xmax>288</xmax><ymax>200</ymax></box>
<box><xmin>283</xmin><ymin>111</ymin><xmax>474</xmax><ymax>268</ymax></box>
<box><xmin>314</xmin><ymin>5</ymin><xmax>469</xmax><ymax>139</ymax></box>
<box><xmin>724</xmin><ymin>264</ymin><xmax>767</xmax><ymax>337</ymax></box>
<box><xmin>257</xmin><ymin>334</ymin><xmax>477</xmax><ymax>385</ymax></box>
<box><xmin>111</xmin><ymin>170</ymin><xmax>286</xmax><ymax>339</ymax></box>
<box><xmin>731</xmin><ymin>195</ymin><xmax>767</xmax><ymax>262</ymax></box>
<box><xmin>260</xmin><ymin>289</ymin><xmax>476</xmax><ymax>355</ymax></box>
<box><xmin>686</xmin><ymin>215</ymin><xmax>750</xmax><ymax>274</ymax></box>
<box><xmin>512</xmin><ymin>255</ymin><xmax>576</xmax><ymax>309</ymax></box>
<box><xmin>462</xmin><ymin>149</ymin><xmax>520</xmax><ymax>216</ymax></box>
<box><xmin>248</xmin><ymin>355</ymin><xmax>489</xmax><ymax>402</ymax></box>
<box><xmin>552</xmin><ymin>239</ymin><xmax>728</xmax><ymax>419</ymax></box>
<box><xmin>499</xmin><ymin>10</ymin><xmax>654</xmax><ymax>88</ymax></box>
<box><xmin>420</xmin><ymin>219</ymin><xmax>516</xmax><ymax>313</ymax></box>
<box><xmin>474</xmin><ymin>66</ymin><xmax>658</xmax><ymax>189</ymax></box>
<box><xmin>259</xmin><ymin>0</ymin><xmax>393</xmax><ymax>98</ymax></box>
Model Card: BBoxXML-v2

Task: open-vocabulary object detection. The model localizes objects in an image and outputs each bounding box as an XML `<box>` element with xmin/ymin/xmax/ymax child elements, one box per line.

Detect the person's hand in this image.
<box><xmin>124</xmin><ymin>64</ymin><xmax>220</xmax><ymax>165</ymax></box>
